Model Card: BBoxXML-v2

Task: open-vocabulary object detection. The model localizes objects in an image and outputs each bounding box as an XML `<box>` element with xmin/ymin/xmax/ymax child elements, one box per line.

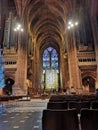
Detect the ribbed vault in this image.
<box><xmin>18</xmin><ymin>0</ymin><xmax>72</xmax><ymax>47</ymax></box>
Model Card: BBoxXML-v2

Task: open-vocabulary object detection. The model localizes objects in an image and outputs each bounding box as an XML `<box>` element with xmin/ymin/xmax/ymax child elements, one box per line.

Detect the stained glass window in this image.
<box><xmin>43</xmin><ymin>47</ymin><xmax>58</xmax><ymax>69</ymax></box>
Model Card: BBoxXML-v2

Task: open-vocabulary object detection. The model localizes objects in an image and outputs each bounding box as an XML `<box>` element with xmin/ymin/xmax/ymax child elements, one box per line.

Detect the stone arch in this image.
<box><xmin>3</xmin><ymin>77</ymin><xmax>15</xmax><ymax>95</ymax></box>
<box><xmin>82</xmin><ymin>71</ymin><xmax>96</xmax><ymax>81</ymax></box>
<box><xmin>82</xmin><ymin>73</ymin><xmax>96</xmax><ymax>93</ymax></box>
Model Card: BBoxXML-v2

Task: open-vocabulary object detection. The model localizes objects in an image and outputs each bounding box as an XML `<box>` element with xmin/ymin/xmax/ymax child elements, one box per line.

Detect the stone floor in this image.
<box><xmin>0</xmin><ymin>112</ymin><xmax>42</xmax><ymax>130</ymax></box>
<box><xmin>0</xmin><ymin>99</ymin><xmax>49</xmax><ymax>130</ymax></box>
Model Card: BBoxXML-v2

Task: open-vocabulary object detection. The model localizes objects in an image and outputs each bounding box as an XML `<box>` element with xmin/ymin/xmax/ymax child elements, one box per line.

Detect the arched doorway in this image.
<box><xmin>41</xmin><ymin>46</ymin><xmax>60</xmax><ymax>91</ymax></box>
<box><xmin>3</xmin><ymin>78</ymin><xmax>14</xmax><ymax>95</ymax></box>
<box><xmin>82</xmin><ymin>76</ymin><xmax>95</xmax><ymax>93</ymax></box>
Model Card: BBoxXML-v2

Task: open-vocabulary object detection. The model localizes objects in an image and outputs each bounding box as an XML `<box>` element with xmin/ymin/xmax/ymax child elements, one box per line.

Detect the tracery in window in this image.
<box><xmin>43</xmin><ymin>47</ymin><xmax>58</xmax><ymax>69</ymax></box>
<box><xmin>42</xmin><ymin>47</ymin><xmax>59</xmax><ymax>90</ymax></box>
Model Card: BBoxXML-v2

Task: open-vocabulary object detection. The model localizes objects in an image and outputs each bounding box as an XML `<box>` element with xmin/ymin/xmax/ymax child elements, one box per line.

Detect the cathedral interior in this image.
<box><xmin>1</xmin><ymin>1</ymin><xmax>98</xmax><ymax>130</ymax></box>
<box><xmin>0</xmin><ymin>0</ymin><xmax>98</xmax><ymax>96</ymax></box>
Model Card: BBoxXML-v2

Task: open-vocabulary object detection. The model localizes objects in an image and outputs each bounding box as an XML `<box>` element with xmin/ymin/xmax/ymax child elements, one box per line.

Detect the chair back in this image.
<box><xmin>91</xmin><ymin>101</ymin><xmax>98</xmax><ymax>109</ymax></box>
<box><xmin>69</xmin><ymin>101</ymin><xmax>90</xmax><ymax>113</ymax></box>
<box><xmin>42</xmin><ymin>109</ymin><xmax>79</xmax><ymax>130</ymax></box>
<box><xmin>80</xmin><ymin>109</ymin><xmax>98</xmax><ymax>130</ymax></box>
<box><xmin>47</xmin><ymin>101</ymin><xmax>68</xmax><ymax>109</ymax></box>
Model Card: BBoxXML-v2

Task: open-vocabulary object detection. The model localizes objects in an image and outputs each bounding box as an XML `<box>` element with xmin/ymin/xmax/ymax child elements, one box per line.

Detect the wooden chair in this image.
<box><xmin>42</xmin><ymin>109</ymin><xmax>79</xmax><ymax>130</ymax></box>
<box><xmin>69</xmin><ymin>101</ymin><xmax>90</xmax><ymax>114</ymax></box>
<box><xmin>91</xmin><ymin>101</ymin><xmax>98</xmax><ymax>109</ymax></box>
<box><xmin>47</xmin><ymin>101</ymin><xmax>68</xmax><ymax>109</ymax></box>
<box><xmin>80</xmin><ymin>109</ymin><xmax>98</xmax><ymax>130</ymax></box>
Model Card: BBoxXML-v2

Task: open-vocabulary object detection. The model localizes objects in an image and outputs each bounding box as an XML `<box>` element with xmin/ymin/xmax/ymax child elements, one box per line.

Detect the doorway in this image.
<box><xmin>82</xmin><ymin>76</ymin><xmax>95</xmax><ymax>93</ymax></box>
<box><xmin>3</xmin><ymin>78</ymin><xmax>14</xmax><ymax>95</ymax></box>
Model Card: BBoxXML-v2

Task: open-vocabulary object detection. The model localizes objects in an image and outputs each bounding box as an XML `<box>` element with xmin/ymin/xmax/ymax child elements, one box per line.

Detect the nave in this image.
<box><xmin>1</xmin><ymin>95</ymin><xmax>98</xmax><ymax>130</ymax></box>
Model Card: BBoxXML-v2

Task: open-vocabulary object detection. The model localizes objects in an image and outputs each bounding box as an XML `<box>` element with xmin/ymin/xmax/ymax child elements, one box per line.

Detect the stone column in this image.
<box><xmin>67</xmin><ymin>29</ymin><xmax>81</xmax><ymax>92</ymax></box>
<box><xmin>13</xmin><ymin>31</ymin><xmax>27</xmax><ymax>96</ymax></box>
<box><xmin>90</xmin><ymin>7</ymin><xmax>98</xmax><ymax>89</ymax></box>
<box><xmin>33</xmin><ymin>44</ymin><xmax>40</xmax><ymax>95</ymax></box>
<box><xmin>0</xmin><ymin>89</ymin><xmax>3</xmax><ymax>95</ymax></box>
<box><xmin>33</xmin><ymin>39</ymin><xmax>38</xmax><ymax>94</ymax></box>
<box><xmin>60</xmin><ymin>48</ymin><xmax>65</xmax><ymax>89</ymax></box>
<box><xmin>36</xmin><ymin>45</ymin><xmax>40</xmax><ymax>93</ymax></box>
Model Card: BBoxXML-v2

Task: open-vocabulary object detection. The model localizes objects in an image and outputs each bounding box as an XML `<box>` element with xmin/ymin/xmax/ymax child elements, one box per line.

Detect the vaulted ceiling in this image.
<box><xmin>1</xmin><ymin>0</ymin><xmax>97</xmax><ymax>48</ymax></box>
<box><xmin>14</xmin><ymin>0</ymin><xmax>75</xmax><ymax>47</ymax></box>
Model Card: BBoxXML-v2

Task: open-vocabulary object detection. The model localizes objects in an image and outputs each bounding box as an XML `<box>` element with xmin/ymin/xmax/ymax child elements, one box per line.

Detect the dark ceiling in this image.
<box><xmin>15</xmin><ymin>0</ymin><xmax>73</xmax><ymax>47</ymax></box>
<box><xmin>1</xmin><ymin>0</ymin><xmax>97</xmax><ymax>49</ymax></box>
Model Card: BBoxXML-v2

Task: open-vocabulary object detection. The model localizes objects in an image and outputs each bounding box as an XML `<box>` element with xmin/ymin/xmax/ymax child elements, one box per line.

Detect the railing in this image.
<box><xmin>77</xmin><ymin>51</ymin><xmax>96</xmax><ymax>66</ymax></box>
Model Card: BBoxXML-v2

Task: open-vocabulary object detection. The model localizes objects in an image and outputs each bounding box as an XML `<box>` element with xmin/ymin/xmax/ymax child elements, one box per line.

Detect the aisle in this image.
<box><xmin>0</xmin><ymin>99</ymin><xmax>49</xmax><ymax>130</ymax></box>
<box><xmin>1</xmin><ymin>99</ymin><xmax>49</xmax><ymax>112</ymax></box>
<box><xmin>0</xmin><ymin>112</ymin><xmax>42</xmax><ymax>130</ymax></box>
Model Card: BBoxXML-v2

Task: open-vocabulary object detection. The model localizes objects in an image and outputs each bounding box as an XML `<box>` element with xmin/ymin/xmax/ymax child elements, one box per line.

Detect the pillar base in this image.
<box><xmin>0</xmin><ymin>88</ymin><xmax>3</xmax><ymax>96</ymax></box>
<box><xmin>96</xmin><ymin>81</ymin><xmax>98</xmax><ymax>89</ymax></box>
<box><xmin>12</xmin><ymin>84</ymin><xmax>27</xmax><ymax>96</ymax></box>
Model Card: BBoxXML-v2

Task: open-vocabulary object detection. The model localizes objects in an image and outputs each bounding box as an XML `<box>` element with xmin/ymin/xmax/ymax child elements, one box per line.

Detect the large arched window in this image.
<box><xmin>43</xmin><ymin>47</ymin><xmax>58</xmax><ymax>69</ymax></box>
<box><xmin>41</xmin><ymin>47</ymin><xmax>59</xmax><ymax>90</ymax></box>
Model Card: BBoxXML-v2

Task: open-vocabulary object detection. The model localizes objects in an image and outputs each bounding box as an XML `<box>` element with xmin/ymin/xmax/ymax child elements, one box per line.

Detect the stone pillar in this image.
<box><xmin>90</xmin><ymin>6</ymin><xmax>98</xmax><ymax>89</ymax></box>
<box><xmin>33</xmin><ymin>39</ymin><xmax>38</xmax><ymax>94</ymax></box>
<box><xmin>64</xmin><ymin>55</ymin><xmax>69</xmax><ymax>88</ymax></box>
<box><xmin>60</xmin><ymin>49</ymin><xmax>65</xmax><ymax>89</ymax></box>
<box><xmin>33</xmin><ymin>43</ymin><xmax>40</xmax><ymax>95</ymax></box>
<box><xmin>13</xmin><ymin>32</ymin><xmax>27</xmax><ymax>96</ymax></box>
<box><xmin>36</xmin><ymin>46</ymin><xmax>40</xmax><ymax>93</ymax></box>
<box><xmin>0</xmin><ymin>89</ymin><xmax>3</xmax><ymax>95</ymax></box>
<box><xmin>67</xmin><ymin>29</ymin><xmax>81</xmax><ymax>92</ymax></box>
<box><xmin>34</xmin><ymin>47</ymin><xmax>38</xmax><ymax>94</ymax></box>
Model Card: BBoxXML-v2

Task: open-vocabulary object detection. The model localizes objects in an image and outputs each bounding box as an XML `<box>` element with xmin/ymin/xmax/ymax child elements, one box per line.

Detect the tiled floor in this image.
<box><xmin>0</xmin><ymin>99</ymin><xmax>49</xmax><ymax>130</ymax></box>
<box><xmin>0</xmin><ymin>112</ymin><xmax>42</xmax><ymax>130</ymax></box>
<box><xmin>1</xmin><ymin>99</ymin><xmax>49</xmax><ymax>112</ymax></box>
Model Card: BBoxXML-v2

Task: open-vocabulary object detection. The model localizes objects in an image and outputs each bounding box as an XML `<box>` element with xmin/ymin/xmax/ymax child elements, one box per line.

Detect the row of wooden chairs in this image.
<box><xmin>42</xmin><ymin>109</ymin><xmax>79</xmax><ymax>130</ymax></box>
<box><xmin>47</xmin><ymin>101</ymin><xmax>98</xmax><ymax>113</ymax></box>
<box><xmin>80</xmin><ymin>109</ymin><xmax>98</xmax><ymax>130</ymax></box>
<box><xmin>42</xmin><ymin>109</ymin><xmax>98</xmax><ymax>130</ymax></box>
<box><xmin>0</xmin><ymin>95</ymin><xmax>24</xmax><ymax>101</ymax></box>
<box><xmin>49</xmin><ymin>94</ymin><xmax>98</xmax><ymax>102</ymax></box>
<box><xmin>42</xmin><ymin>95</ymin><xmax>98</xmax><ymax>130</ymax></box>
